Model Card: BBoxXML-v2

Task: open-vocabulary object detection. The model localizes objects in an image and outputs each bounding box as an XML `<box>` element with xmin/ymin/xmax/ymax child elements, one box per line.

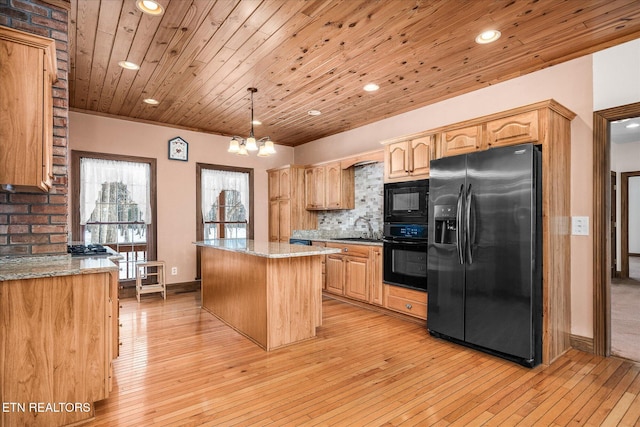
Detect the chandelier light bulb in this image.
<box><xmin>237</xmin><ymin>145</ymin><xmax>249</xmax><ymax>156</ymax></box>
<box><xmin>264</xmin><ymin>140</ymin><xmax>276</xmax><ymax>154</ymax></box>
<box><xmin>228</xmin><ymin>138</ymin><xmax>240</xmax><ymax>153</ymax></box>
<box><xmin>257</xmin><ymin>145</ymin><xmax>269</xmax><ymax>157</ymax></box>
<box><xmin>246</xmin><ymin>136</ymin><xmax>258</xmax><ymax>151</ymax></box>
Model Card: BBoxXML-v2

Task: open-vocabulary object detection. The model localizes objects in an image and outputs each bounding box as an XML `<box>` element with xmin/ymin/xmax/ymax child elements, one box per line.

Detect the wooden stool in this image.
<box><xmin>135</xmin><ymin>261</ymin><xmax>166</xmax><ymax>302</ymax></box>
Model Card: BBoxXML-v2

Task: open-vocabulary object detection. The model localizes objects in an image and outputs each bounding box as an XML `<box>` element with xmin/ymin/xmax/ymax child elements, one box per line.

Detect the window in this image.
<box><xmin>196</xmin><ymin>163</ymin><xmax>253</xmax><ymax>276</ymax></box>
<box><xmin>72</xmin><ymin>151</ymin><xmax>157</xmax><ymax>283</ymax></box>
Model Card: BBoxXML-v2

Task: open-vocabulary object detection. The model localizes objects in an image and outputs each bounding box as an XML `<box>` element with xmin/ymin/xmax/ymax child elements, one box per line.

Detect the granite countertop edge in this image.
<box><xmin>194</xmin><ymin>240</ymin><xmax>342</xmax><ymax>258</ymax></box>
<box><xmin>308</xmin><ymin>237</ymin><xmax>383</xmax><ymax>247</ymax></box>
<box><xmin>0</xmin><ymin>254</ymin><xmax>119</xmax><ymax>281</ymax></box>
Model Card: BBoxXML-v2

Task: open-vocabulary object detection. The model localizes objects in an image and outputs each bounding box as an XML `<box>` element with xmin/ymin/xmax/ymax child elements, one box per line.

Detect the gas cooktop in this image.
<box><xmin>67</xmin><ymin>244</ymin><xmax>108</xmax><ymax>257</ymax></box>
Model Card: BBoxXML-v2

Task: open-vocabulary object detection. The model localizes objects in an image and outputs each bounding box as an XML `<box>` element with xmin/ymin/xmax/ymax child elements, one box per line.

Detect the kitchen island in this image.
<box><xmin>195</xmin><ymin>239</ymin><xmax>340</xmax><ymax>350</ymax></box>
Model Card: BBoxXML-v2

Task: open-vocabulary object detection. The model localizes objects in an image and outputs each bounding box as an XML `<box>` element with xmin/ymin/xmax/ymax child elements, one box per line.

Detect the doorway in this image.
<box><xmin>593</xmin><ymin>102</ymin><xmax>640</xmax><ymax>360</ymax></box>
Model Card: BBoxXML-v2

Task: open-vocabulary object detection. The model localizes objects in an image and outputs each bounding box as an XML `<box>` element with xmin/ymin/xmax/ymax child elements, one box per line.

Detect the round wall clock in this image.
<box><xmin>168</xmin><ymin>137</ymin><xmax>188</xmax><ymax>161</ymax></box>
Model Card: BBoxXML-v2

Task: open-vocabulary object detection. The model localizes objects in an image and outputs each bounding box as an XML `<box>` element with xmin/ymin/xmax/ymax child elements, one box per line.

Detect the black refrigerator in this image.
<box><xmin>427</xmin><ymin>143</ymin><xmax>542</xmax><ymax>367</ymax></box>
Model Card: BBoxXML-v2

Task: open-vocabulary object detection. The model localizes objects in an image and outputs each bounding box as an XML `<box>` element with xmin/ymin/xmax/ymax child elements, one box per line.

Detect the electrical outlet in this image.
<box><xmin>171</xmin><ymin>267</ymin><xmax>178</xmax><ymax>275</ymax></box>
<box><xmin>571</xmin><ymin>216</ymin><xmax>589</xmax><ymax>236</ymax></box>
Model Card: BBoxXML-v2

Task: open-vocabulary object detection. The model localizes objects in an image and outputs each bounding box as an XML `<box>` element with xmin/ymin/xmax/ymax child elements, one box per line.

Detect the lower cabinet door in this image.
<box><xmin>344</xmin><ymin>257</ymin><xmax>368</xmax><ymax>301</ymax></box>
<box><xmin>325</xmin><ymin>255</ymin><xmax>345</xmax><ymax>295</ymax></box>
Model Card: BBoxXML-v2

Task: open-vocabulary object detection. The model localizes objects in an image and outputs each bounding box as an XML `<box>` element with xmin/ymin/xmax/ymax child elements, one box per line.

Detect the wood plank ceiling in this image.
<box><xmin>68</xmin><ymin>0</ymin><xmax>640</xmax><ymax>147</ymax></box>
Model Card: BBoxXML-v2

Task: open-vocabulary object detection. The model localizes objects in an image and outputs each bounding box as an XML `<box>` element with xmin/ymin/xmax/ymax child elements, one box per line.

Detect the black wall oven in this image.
<box><xmin>383</xmin><ymin>223</ymin><xmax>428</xmax><ymax>292</ymax></box>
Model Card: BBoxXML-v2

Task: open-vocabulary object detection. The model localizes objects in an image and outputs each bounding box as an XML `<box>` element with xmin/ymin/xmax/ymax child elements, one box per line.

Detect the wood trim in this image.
<box><xmin>592</xmin><ymin>101</ymin><xmax>640</xmax><ymax>357</ymax></box>
<box><xmin>38</xmin><ymin>0</ymin><xmax>71</xmax><ymax>11</ymax></box>
<box><xmin>569</xmin><ymin>334</ymin><xmax>594</xmax><ymax>354</ymax></box>
<box><xmin>195</xmin><ymin>163</ymin><xmax>255</xmax><ymax>278</ymax></box>
<box><xmin>621</xmin><ymin>171</ymin><xmax>640</xmax><ymax>279</ymax></box>
<box><xmin>70</xmin><ymin>150</ymin><xmax>158</xmax><ymax>261</ymax></box>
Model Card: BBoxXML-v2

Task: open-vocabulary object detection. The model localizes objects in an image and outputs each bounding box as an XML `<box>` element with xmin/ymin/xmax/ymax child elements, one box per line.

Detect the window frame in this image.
<box><xmin>71</xmin><ymin>150</ymin><xmax>158</xmax><ymax>285</ymax></box>
<box><xmin>196</xmin><ymin>163</ymin><xmax>254</xmax><ymax>278</ymax></box>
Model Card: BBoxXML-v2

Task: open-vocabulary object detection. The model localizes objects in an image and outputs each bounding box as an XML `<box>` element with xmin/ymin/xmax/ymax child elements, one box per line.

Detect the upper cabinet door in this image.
<box><xmin>305</xmin><ymin>166</ymin><xmax>325</xmax><ymax>209</ymax></box>
<box><xmin>278</xmin><ymin>168</ymin><xmax>291</xmax><ymax>199</ymax></box>
<box><xmin>324</xmin><ymin>163</ymin><xmax>342</xmax><ymax>209</ymax></box>
<box><xmin>410</xmin><ymin>136</ymin><xmax>434</xmax><ymax>177</ymax></box>
<box><xmin>486</xmin><ymin>111</ymin><xmax>539</xmax><ymax>148</ymax></box>
<box><xmin>0</xmin><ymin>27</ymin><xmax>56</xmax><ymax>192</ymax></box>
<box><xmin>385</xmin><ymin>141</ymin><xmax>410</xmax><ymax>180</ymax></box>
<box><xmin>441</xmin><ymin>125</ymin><xmax>483</xmax><ymax>157</ymax></box>
<box><xmin>268</xmin><ymin>170</ymin><xmax>280</xmax><ymax>200</ymax></box>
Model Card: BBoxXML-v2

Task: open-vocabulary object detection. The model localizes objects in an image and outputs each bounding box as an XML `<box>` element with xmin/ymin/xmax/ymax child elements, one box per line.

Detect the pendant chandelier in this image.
<box><xmin>228</xmin><ymin>87</ymin><xmax>276</xmax><ymax>157</ymax></box>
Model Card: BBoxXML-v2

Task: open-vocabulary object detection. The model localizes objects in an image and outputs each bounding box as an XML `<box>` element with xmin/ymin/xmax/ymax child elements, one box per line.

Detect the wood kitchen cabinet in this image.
<box><xmin>324</xmin><ymin>243</ymin><xmax>380</xmax><ymax>304</ymax></box>
<box><xmin>383</xmin><ymin>135</ymin><xmax>435</xmax><ymax>182</ymax></box>
<box><xmin>1</xmin><ymin>270</ymin><xmax>117</xmax><ymax>426</ymax></box>
<box><xmin>311</xmin><ymin>241</ymin><xmax>327</xmax><ymax>289</ymax></box>
<box><xmin>0</xmin><ymin>27</ymin><xmax>57</xmax><ymax>192</ymax></box>
<box><xmin>369</xmin><ymin>246</ymin><xmax>384</xmax><ymax>306</ymax></box>
<box><xmin>440</xmin><ymin>125</ymin><xmax>483</xmax><ymax>157</ymax></box>
<box><xmin>268</xmin><ymin>165</ymin><xmax>316</xmax><ymax>242</ymax></box>
<box><xmin>385</xmin><ymin>284</ymin><xmax>427</xmax><ymax>319</ymax></box>
<box><xmin>486</xmin><ymin>110</ymin><xmax>539</xmax><ymax>148</ymax></box>
<box><xmin>305</xmin><ymin>162</ymin><xmax>354</xmax><ymax>210</ymax></box>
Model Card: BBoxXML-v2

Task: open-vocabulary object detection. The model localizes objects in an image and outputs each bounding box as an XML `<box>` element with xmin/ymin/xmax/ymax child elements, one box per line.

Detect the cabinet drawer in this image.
<box><xmin>385</xmin><ymin>285</ymin><xmax>427</xmax><ymax>319</ymax></box>
<box><xmin>326</xmin><ymin>242</ymin><xmax>370</xmax><ymax>258</ymax></box>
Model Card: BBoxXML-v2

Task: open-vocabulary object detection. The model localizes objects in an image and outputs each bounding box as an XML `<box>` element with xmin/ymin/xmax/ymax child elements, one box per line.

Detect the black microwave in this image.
<box><xmin>384</xmin><ymin>179</ymin><xmax>429</xmax><ymax>224</ymax></box>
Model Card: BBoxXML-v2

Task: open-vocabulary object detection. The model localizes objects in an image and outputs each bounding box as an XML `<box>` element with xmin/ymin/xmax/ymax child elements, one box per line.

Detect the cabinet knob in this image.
<box><xmin>119</xmin><ymin>342</ymin><xmax>123</xmax><ymax>346</ymax></box>
<box><xmin>119</xmin><ymin>323</ymin><xmax>123</xmax><ymax>327</ymax></box>
<box><xmin>405</xmin><ymin>303</ymin><xmax>412</xmax><ymax>310</ymax></box>
<box><xmin>344</xmin><ymin>247</ymin><xmax>348</xmax><ymax>252</ymax></box>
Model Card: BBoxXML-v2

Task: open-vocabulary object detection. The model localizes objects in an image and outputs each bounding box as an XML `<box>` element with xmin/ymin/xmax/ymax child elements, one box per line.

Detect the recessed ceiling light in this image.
<box><xmin>475</xmin><ymin>30</ymin><xmax>501</xmax><ymax>44</ymax></box>
<box><xmin>118</xmin><ymin>60</ymin><xmax>140</xmax><ymax>70</ymax></box>
<box><xmin>626</xmin><ymin>123</ymin><xmax>640</xmax><ymax>128</ymax></box>
<box><xmin>252</xmin><ymin>120</ymin><xmax>262</xmax><ymax>125</ymax></box>
<box><xmin>136</xmin><ymin>0</ymin><xmax>164</xmax><ymax>16</ymax></box>
<box><xmin>143</xmin><ymin>98</ymin><xmax>159</xmax><ymax>105</ymax></box>
<box><xmin>308</xmin><ymin>110</ymin><xmax>322</xmax><ymax>116</ymax></box>
<box><xmin>363</xmin><ymin>83</ymin><xmax>379</xmax><ymax>92</ymax></box>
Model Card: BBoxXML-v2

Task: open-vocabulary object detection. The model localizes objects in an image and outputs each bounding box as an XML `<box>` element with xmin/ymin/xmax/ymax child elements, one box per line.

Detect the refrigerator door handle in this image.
<box><xmin>466</xmin><ymin>183</ymin><xmax>475</xmax><ymax>264</ymax></box>
<box><xmin>456</xmin><ymin>184</ymin><xmax>465</xmax><ymax>264</ymax></box>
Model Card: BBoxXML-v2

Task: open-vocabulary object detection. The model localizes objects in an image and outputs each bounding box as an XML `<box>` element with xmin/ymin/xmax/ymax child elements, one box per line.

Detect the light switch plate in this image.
<box><xmin>571</xmin><ymin>216</ymin><xmax>589</xmax><ymax>236</ymax></box>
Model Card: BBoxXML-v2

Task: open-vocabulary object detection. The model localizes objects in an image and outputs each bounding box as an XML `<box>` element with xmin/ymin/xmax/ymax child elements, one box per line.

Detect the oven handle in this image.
<box><xmin>382</xmin><ymin>238</ymin><xmax>427</xmax><ymax>246</ymax></box>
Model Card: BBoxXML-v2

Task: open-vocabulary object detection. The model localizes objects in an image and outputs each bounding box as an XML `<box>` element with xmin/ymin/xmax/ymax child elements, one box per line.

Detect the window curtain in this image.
<box><xmin>80</xmin><ymin>158</ymin><xmax>152</xmax><ymax>225</ymax></box>
<box><xmin>201</xmin><ymin>169</ymin><xmax>249</xmax><ymax>224</ymax></box>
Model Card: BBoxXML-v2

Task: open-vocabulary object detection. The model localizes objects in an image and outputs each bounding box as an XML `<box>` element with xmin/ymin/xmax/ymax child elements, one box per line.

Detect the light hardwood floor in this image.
<box><xmin>90</xmin><ymin>291</ymin><xmax>640</xmax><ymax>426</ymax></box>
<box><xmin>612</xmin><ymin>257</ymin><xmax>640</xmax><ymax>362</ymax></box>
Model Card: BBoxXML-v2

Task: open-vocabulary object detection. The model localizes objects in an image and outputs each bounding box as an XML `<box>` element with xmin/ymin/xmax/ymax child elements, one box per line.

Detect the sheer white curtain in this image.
<box><xmin>201</xmin><ymin>169</ymin><xmax>249</xmax><ymax>223</ymax></box>
<box><xmin>80</xmin><ymin>158</ymin><xmax>152</xmax><ymax>224</ymax></box>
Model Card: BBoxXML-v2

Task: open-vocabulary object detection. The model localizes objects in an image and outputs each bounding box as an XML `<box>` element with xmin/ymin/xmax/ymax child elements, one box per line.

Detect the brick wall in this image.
<box><xmin>0</xmin><ymin>0</ymin><xmax>69</xmax><ymax>256</ymax></box>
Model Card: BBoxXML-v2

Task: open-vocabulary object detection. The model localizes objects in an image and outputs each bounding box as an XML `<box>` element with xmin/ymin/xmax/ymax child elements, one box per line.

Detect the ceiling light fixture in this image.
<box><xmin>475</xmin><ymin>30</ymin><xmax>501</xmax><ymax>44</ymax></box>
<box><xmin>143</xmin><ymin>98</ymin><xmax>159</xmax><ymax>105</ymax></box>
<box><xmin>308</xmin><ymin>110</ymin><xmax>322</xmax><ymax>116</ymax></box>
<box><xmin>228</xmin><ymin>88</ymin><xmax>276</xmax><ymax>157</ymax></box>
<box><xmin>118</xmin><ymin>60</ymin><xmax>140</xmax><ymax>70</ymax></box>
<box><xmin>136</xmin><ymin>0</ymin><xmax>164</xmax><ymax>16</ymax></box>
<box><xmin>363</xmin><ymin>83</ymin><xmax>380</xmax><ymax>92</ymax></box>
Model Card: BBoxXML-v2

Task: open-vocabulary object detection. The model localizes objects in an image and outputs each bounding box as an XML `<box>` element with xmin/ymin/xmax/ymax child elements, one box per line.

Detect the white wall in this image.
<box><xmin>296</xmin><ymin>55</ymin><xmax>596</xmax><ymax>338</ymax></box>
<box><xmin>611</xmin><ymin>141</ymin><xmax>640</xmax><ymax>267</ymax></box>
<box><xmin>593</xmin><ymin>39</ymin><xmax>640</xmax><ymax>111</ymax></box>
<box><xmin>68</xmin><ymin>112</ymin><xmax>294</xmax><ymax>284</ymax></box>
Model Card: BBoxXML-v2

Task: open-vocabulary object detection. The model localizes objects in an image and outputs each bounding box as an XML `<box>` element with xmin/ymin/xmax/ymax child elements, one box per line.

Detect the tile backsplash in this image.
<box><xmin>317</xmin><ymin>162</ymin><xmax>384</xmax><ymax>236</ymax></box>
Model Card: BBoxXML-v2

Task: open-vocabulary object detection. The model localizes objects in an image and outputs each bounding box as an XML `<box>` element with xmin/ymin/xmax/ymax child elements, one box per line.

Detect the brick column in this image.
<box><xmin>0</xmin><ymin>0</ymin><xmax>70</xmax><ymax>256</ymax></box>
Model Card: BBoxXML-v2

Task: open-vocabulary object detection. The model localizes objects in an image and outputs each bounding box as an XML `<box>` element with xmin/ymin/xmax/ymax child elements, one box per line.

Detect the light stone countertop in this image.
<box><xmin>0</xmin><ymin>254</ymin><xmax>119</xmax><ymax>281</ymax></box>
<box><xmin>194</xmin><ymin>239</ymin><xmax>342</xmax><ymax>258</ymax></box>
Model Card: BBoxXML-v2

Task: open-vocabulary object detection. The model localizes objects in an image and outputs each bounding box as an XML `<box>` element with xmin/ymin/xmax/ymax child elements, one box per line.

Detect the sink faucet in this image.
<box><xmin>354</xmin><ymin>216</ymin><xmax>374</xmax><ymax>239</ymax></box>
